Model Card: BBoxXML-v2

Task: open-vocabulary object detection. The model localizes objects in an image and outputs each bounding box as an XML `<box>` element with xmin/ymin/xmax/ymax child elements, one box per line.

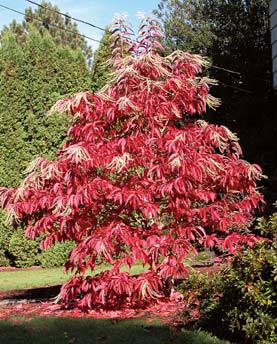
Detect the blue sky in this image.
<box><xmin>0</xmin><ymin>0</ymin><xmax>160</xmax><ymax>50</ymax></box>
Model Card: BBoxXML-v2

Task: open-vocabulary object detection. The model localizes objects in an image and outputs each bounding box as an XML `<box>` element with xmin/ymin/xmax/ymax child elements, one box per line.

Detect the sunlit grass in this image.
<box><xmin>0</xmin><ymin>249</ymin><xmax>212</xmax><ymax>292</ymax></box>
<box><xmin>0</xmin><ymin>267</ymin><xmax>71</xmax><ymax>291</ymax></box>
<box><xmin>0</xmin><ymin>262</ymin><xmax>148</xmax><ymax>292</ymax></box>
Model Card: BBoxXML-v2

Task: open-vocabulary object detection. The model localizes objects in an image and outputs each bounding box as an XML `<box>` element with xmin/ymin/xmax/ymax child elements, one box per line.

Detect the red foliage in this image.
<box><xmin>0</xmin><ymin>17</ymin><xmax>264</xmax><ymax>310</ymax></box>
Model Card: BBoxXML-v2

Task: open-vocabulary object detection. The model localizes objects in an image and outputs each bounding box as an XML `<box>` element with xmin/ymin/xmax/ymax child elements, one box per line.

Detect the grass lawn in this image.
<box><xmin>0</xmin><ymin>250</ymin><xmax>213</xmax><ymax>292</ymax></box>
<box><xmin>0</xmin><ymin>263</ymin><xmax>149</xmax><ymax>292</ymax></box>
<box><xmin>0</xmin><ymin>254</ymin><xmax>230</xmax><ymax>344</ymax></box>
<box><xmin>0</xmin><ymin>317</ymin><xmax>230</xmax><ymax>344</ymax></box>
<box><xmin>0</xmin><ymin>267</ymin><xmax>71</xmax><ymax>292</ymax></box>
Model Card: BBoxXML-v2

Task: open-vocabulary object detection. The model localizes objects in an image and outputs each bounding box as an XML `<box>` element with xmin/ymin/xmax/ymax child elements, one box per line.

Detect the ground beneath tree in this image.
<box><xmin>0</xmin><ymin>292</ymin><xmax>186</xmax><ymax>324</ymax></box>
<box><xmin>0</xmin><ymin>264</ymin><xmax>222</xmax><ymax>322</ymax></box>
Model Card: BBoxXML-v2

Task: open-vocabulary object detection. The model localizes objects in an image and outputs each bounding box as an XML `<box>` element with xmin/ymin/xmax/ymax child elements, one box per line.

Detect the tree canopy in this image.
<box><xmin>1</xmin><ymin>17</ymin><xmax>264</xmax><ymax>309</ymax></box>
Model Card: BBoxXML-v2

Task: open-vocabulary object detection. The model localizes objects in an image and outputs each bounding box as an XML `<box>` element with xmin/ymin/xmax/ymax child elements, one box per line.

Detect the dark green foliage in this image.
<box><xmin>155</xmin><ymin>0</ymin><xmax>272</xmax><ymax>113</ymax></box>
<box><xmin>179</xmin><ymin>207</ymin><xmax>277</xmax><ymax>342</ymax></box>
<box><xmin>91</xmin><ymin>29</ymin><xmax>113</xmax><ymax>91</ymax></box>
<box><xmin>0</xmin><ymin>26</ymin><xmax>93</xmax><ymax>266</ymax></box>
<box><xmin>0</xmin><ymin>210</ymin><xmax>14</xmax><ymax>266</ymax></box>
<box><xmin>178</xmin><ymin>271</ymin><xmax>224</xmax><ymax>322</ymax></box>
<box><xmin>0</xmin><ymin>28</ymin><xmax>91</xmax><ymax>188</ymax></box>
<box><xmin>39</xmin><ymin>241</ymin><xmax>75</xmax><ymax>268</ymax></box>
<box><xmin>0</xmin><ymin>210</ymin><xmax>14</xmax><ymax>252</ymax></box>
<box><xmin>179</xmin><ymin>241</ymin><xmax>277</xmax><ymax>343</ymax></box>
<box><xmin>255</xmin><ymin>201</ymin><xmax>277</xmax><ymax>240</ymax></box>
<box><xmin>154</xmin><ymin>0</ymin><xmax>215</xmax><ymax>55</ymax></box>
<box><xmin>0</xmin><ymin>2</ymin><xmax>94</xmax><ymax>267</ymax></box>
<box><xmin>155</xmin><ymin>0</ymin><xmax>277</xmax><ymax>211</ymax></box>
<box><xmin>8</xmin><ymin>229</ymin><xmax>40</xmax><ymax>268</ymax></box>
<box><xmin>155</xmin><ymin>0</ymin><xmax>271</xmax><ymax>84</ymax></box>
<box><xmin>0</xmin><ymin>250</ymin><xmax>9</xmax><ymax>267</ymax></box>
<box><xmin>220</xmin><ymin>242</ymin><xmax>276</xmax><ymax>343</ymax></box>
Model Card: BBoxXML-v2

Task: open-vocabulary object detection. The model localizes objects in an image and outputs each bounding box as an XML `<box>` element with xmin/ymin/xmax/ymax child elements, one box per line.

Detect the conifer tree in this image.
<box><xmin>91</xmin><ymin>29</ymin><xmax>113</xmax><ymax>91</ymax></box>
<box><xmin>1</xmin><ymin>1</ymin><xmax>92</xmax><ymax>62</ymax></box>
<box><xmin>0</xmin><ymin>28</ymin><xmax>92</xmax><ymax>266</ymax></box>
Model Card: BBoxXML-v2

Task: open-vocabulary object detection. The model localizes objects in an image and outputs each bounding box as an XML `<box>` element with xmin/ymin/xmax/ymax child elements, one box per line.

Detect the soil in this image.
<box><xmin>0</xmin><ymin>266</ymin><xmax>42</xmax><ymax>272</ymax></box>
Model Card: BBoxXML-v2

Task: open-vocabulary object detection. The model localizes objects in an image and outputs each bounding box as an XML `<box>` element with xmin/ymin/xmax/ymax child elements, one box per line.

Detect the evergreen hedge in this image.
<box><xmin>0</xmin><ymin>27</ymin><xmax>93</xmax><ymax>266</ymax></box>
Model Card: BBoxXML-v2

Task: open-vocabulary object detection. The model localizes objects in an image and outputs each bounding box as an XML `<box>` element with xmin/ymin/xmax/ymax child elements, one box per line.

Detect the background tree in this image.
<box><xmin>154</xmin><ymin>1</ymin><xmax>271</xmax><ymax>86</ymax></box>
<box><xmin>1</xmin><ymin>1</ymin><xmax>92</xmax><ymax>62</ymax></box>
<box><xmin>154</xmin><ymin>0</ymin><xmax>215</xmax><ymax>55</ymax></box>
<box><xmin>0</xmin><ymin>18</ymin><xmax>264</xmax><ymax>309</ymax></box>
<box><xmin>154</xmin><ymin>0</ymin><xmax>277</xmax><ymax>211</ymax></box>
<box><xmin>0</xmin><ymin>26</ymin><xmax>92</xmax><ymax>266</ymax></box>
<box><xmin>91</xmin><ymin>29</ymin><xmax>113</xmax><ymax>91</ymax></box>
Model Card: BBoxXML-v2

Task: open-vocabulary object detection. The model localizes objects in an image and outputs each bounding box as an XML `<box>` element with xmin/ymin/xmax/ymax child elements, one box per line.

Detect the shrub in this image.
<box><xmin>220</xmin><ymin>241</ymin><xmax>276</xmax><ymax>343</ymax></box>
<box><xmin>178</xmin><ymin>241</ymin><xmax>276</xmax><ymax>343</ymax></box>
<box><xmin>177</xmin><ymin>271</ymin><xmax>224</xmax><ymax>322</ymax></box>
<box><xmin>8</xmin><ymin>229</ymin><xmax>40</xmax><ymax>268</ymax></box>
<box><xmin>0</xmin><ymin>209</ymin><xmax>14</xmax><ymax>266</ymax></box>
<box><xmin>39</xmin><ymin>241</ymin><xmax>75</xmax><ymax>268</ymax></box>
<box><xmin>0</xmin><ymin>249</ymin><xmax>10</xmax><ymax>266</ymax></box>
<box><xmin>255</xmin><ymin>201</ymin><xmax>277</xmax><ymax>240</ymax></box>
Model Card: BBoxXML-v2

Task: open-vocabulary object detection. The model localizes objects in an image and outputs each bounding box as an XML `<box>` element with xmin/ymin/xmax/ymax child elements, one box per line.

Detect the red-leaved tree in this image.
<box><xmin>0</xmin><ymin>17</ymin><xmax>264</xmax><ymax>310</ymax></box>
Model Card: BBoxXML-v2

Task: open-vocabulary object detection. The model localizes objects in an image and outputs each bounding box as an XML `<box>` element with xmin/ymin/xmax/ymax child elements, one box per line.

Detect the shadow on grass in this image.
<box><xmin>0</xmin><ymin>317</ymin><xmax>229</xmax><ymax>344</ymax></box>
<box><xmin>0</xmin><ymin>285</ymin><xmax>61</xmax><ymax>301</ymax></box>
